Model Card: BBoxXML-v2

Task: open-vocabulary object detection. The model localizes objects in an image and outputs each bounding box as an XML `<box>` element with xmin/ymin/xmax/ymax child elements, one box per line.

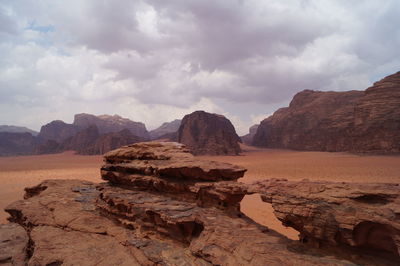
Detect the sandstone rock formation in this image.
<box><xmin>2</xmin><ymin>142</ymin><xmax>385</xmax><ymax>265</ymax></box>
<box><xmin>252</xmin><ymin>90</ymin><xmax>364</xmax><ymax>151</ymax></box>
<box><xmin>253</xmin><ymin>71</ymin><xmax>400</xmax><ymax>153</ymax></box>
<box><xmin>0</xmin><ymin>132</ymin><xmax>37</xmax><ymax>156</ymax></box>
<box><xmin>37</xmin><ymin>120</ymin><xmax>80</xmax><ymax>143</ymax></box>
<box><xmin>0</xmin><ymin>125</ymin><xmax>38</xmax><ymax>136</ymax></box>
<box><xmin>149</xmin><ymin>119</ymin><xmax>181</xmax><ymax>140</ymax></box>
<box><xmin>73</xmin><ymin>113</ymin><xmax>150</xmax><ymax>140</ymax></box>
<box><xmin>178</xmin><ymin>111</ymin><xmax>241</xmax><ymax>155</ymax></box>
<box><xmin>352</xmin><ymin>71</ymin><xmax>400</xmax><ymax>153</ymax></box>
<box><xmin>241</xmin><ymin>124</ymin><xmax>259</xmax><ymax>145</ymax></box>
<box><xmin>0</xmin><ymin>223</ymin><xmax>28</xmax><ymax>265</ymax></box>
<box><xmin>250</xmin><ymin>178</ymin><xmax>400</xmax><ymax>258</ymax></box>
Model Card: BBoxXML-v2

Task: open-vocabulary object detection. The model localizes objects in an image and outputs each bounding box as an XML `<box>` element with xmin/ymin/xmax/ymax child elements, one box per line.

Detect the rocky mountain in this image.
<box><xmin>253</xmin><ymin>71</ymin><xmax>400</xmax><ymax>153</ymax></box>
<box><xmin>0</xmin><ymin>125</ymin><xmax>38</xmax><ymax>136</ymax></box>
<box><xmin>149</xmin><ymin>119</ymin><xmax>181</xmax><ymax>140</ymax></box>
<box><xmin>352</xmin><ymin>71</ymin><xmax>400</xmax><ymax>153</ymax></box>
<box><xmin>87</xmin><ymin>129</ymin><xmax>144</xmax><ymax>155</ymax></box>
<box><xmin>2</xmin><ymin>142</ymin><xmax>398</xmax><ymax>265</ymax></box>
<box><xmin>241</xmin><ymin>124</ymin><xmax>259</xmax><ymax>145</ymax></box>
<box><xmin>73</xmin><ymin>113</ymin><xmax>149</xmax><ymax>140</ymax></box>
<box><xmin>61</xmin><ymin>125</ymin><xmax>100</xmax><ymax>154</ymax></box>
<box><xmin>0</xmin><ymin>132</ymin><xmax>37</xmax><ymax>156</ymax></box>
<box><xmin>177</xmin><ymin>111</ymin><xmax>241</xmax><ymax>155</ymax></box>
<box><xmin>37</xmin><ymin>126</ymin><xmax>145</xmax><ymax>155</ymax></box>
<box><xmin>37</xmin><ymin>120</ymin><xmax>80</xmax><ymax>143</ymax></box>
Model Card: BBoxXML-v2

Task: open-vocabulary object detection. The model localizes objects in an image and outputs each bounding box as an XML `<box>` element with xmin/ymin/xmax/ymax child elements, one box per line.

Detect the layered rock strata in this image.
<box><xmin>253</xmin><ymin>71</ymin><xmax>400</xmax><ymax>153</ymax></box>
<box><xmin>2</xmin><ymin>142</ymin><xmax>373</xmax><ymax>265</ymax></box>
<box><xmin>250</xmin><ymin>179</ymin><xmax>400</xmax><ymax>257</ymax></box>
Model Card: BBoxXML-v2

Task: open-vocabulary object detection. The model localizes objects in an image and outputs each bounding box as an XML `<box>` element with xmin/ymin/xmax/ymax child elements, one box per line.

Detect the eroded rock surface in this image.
<box><xmin>178</xmin><ymin>110</ymin><xmax>241</xmax><ymax>155</ymax></box>
<box><xmin>253</xmin><ymin>71</ymin><xmax>400</xmax><ymax>153</ymax></box>
<box><xmin>251</xmin><ymin>179</ymin><xmax>400</xmax><ymax>258</ymax></box>
<box><xmin>0</xmin><ymin>143</ymin><xmax>345</xmax><ymax>265</ymax></box>
<box><xmin>2</xmin><ymin>142</ymin><xmax>397</xmax><ymax>265</ymax></box>
<box><xmin>0</xmin><ymin>223</ymin><xmax>28</xmax><ymax>266</ymax></box>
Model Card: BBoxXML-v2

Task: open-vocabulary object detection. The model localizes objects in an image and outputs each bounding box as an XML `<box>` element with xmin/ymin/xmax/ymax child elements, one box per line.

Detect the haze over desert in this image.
<box><xmin>2</xmin><ymin>145</ymin><xmax>399</xmax><ymax>241</ymax></box>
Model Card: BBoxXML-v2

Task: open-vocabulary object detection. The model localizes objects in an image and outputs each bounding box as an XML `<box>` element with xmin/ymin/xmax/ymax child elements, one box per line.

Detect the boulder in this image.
<box><xmin>250</xmin><ymin>179</ymin><xmax>400</xmax><ymax>256</ymax></box>
<box><xmin>178</xmin><ymin>111</ymin><xmax>241</xmax><ymax>155</ymax></box>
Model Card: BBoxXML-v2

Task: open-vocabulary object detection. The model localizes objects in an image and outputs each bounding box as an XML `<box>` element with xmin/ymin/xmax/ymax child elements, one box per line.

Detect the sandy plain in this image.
<box><xmin>1</xmin><ymin>146</ymin><xmax>399</xmax><ymax>240</ymax></box>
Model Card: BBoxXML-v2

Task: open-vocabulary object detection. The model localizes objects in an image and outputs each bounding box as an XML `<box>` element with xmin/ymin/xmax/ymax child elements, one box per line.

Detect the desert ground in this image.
<box><xmin>1</xmin><ymin>146</ymin><xmax>399</xmax><ymax>240</ymax></box>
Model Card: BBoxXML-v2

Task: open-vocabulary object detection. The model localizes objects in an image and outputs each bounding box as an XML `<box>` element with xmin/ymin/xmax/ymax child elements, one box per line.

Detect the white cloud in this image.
<box><xmin>0</xmin><ymin>0</ymin><xmax>399</xmax><ymax>133</ymax></box>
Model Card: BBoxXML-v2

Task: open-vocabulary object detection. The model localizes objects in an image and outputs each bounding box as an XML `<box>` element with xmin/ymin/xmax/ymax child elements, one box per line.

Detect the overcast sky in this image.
<box><xmin>0</xmin><ymin>0</ymin><xmax>399</xmax><ymax>135</ymax></box>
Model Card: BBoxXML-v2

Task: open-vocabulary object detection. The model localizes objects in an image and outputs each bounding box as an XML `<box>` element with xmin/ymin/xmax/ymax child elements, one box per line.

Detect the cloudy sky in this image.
<box><xmin>0</xmin><ymin>0</ymin><xmax>399</xmax><ymax>135</ymax></box>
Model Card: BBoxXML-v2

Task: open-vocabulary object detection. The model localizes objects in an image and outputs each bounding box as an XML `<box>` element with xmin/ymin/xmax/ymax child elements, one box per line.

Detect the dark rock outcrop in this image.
<box><xmin>253</xmin><ymin>71</ymin><xmax>400</xmax><ymax>153</ymax></box>
<box><xmin>0</xmin><ymin>132</ymin><xmax>37</xmax><ymax>156</ymax></box>
<box><xmin>37</xmin><ymin>120</ymin><xmax>80</xmax><ymax>143</ymax></box>
<box><xmin>241</xmin><ymin>124</ymin><xmax>259</xmax><ymax>145</ymax></box>
<box><xmin>3</xmin><ymin>142</ymin><xmax>384</xmax><ymax>265</ymax></box>
<box><xmin>250</xmin><ymin>179</ymin><xmax>400</xmax><ymax>258</ymax></box>
<box><xmin>73</xmin><ymin>113</ymin><xmax>150</xmax><ymax>140</ymax></box>
<box><xmin>178</xmin><ymin>111</ymin><xmax>241</xmax><ymax>155</ymax></box>
<box><xmin>0</xmin><ymin>125</ymin><xmax>38</xmax><ymax>136</ymax></box>
<box><xmin>149</xmin><ymin>119</ymin><xmax>181</xmax><ymax>140</ymax></box>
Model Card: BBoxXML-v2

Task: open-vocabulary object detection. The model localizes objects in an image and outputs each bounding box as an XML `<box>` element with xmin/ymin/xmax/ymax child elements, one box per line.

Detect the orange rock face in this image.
<box><xmin>2</xmin><ymin>142</ymin><xmax>399</xmax><ymax>265</ymax></box>
<box><xmin>178</xmin><ymin>111</ymin><xmax>242</xmax><ymax>155</ymax></box>
<box><xmin>253</xmin><ymin>71</ymin><xmax>400</xmax><ymax>153</ymax></box>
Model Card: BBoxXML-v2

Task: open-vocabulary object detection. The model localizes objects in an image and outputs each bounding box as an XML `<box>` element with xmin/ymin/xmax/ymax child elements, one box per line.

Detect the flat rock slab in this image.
<box><xmin>3</xmin><ymin>179</ymin><xmax>359</xmax><ymax>265</ymax></box>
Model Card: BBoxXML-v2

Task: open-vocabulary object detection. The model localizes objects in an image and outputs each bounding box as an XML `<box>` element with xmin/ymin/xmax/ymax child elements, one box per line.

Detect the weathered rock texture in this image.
<box><xmin>178</xmin><ymin>111</ymin><xmax>241</xmax><ymax>155</ymax></box>
<box><xmin>73</xmin><ymin>113</ymin><xmax>150</xmax><ymax>140</ymax></box>
<box><xmin>352</xmin><ymin>72</ymin><xmax>400</xmax><ymax>153</ymax></box>
<box><xmin>149</xmin><ymin>119</ymin><xmax>181</xmax><ymax>140</ymax></box>
<box><xmin>253</xmin><ymin>71</ymin><xmax>400</xmax><ymax>153</ymax></box>
<box><xmin>253</xmin><ymin>90</ymin><xmax>364</xmax><ymax>151</ymax></box>
<box><xmin>250</xmin><ymin>179</ymin><xmax>400</xmax><ymax>257</ymax></box>
<box><xmin>0</xmin><ymin>223</ymin><xmax>28</xmax><ymax>265</ymax></box>
<box><xmin>2</xmin><ymin>142</ymin><xmax>384</xmax><ymax>265</ymax></box>
<box><xmin>241</xmin><ymin>124</ymin><xmax>259</xmax><ymax>145</ymax></box>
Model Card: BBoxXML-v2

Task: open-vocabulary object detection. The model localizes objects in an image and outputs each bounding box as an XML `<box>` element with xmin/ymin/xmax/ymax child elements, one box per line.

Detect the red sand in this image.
<box><xmin>1</xmin><ymin>147</ymin><xmax>399</xmax><ymax>240</ymax></box>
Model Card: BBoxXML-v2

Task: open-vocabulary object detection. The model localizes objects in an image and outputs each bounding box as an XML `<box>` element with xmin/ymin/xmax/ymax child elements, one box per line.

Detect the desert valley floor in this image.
<box><xmin>1</xmin><ymin>145</ymin><xmax>400</xmax><ymax>240</ymax></box>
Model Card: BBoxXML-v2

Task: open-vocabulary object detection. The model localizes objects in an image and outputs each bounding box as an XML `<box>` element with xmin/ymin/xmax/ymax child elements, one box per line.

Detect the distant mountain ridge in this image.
<box><xmin>0</xmin><ymin>125</ymin><xmax>38</xmax><ymax>136</ymax></box>
<box><xmin>1</xmin><ymin>113</ymin><xmax>149</xmax><ymax>156</ymax></box>
<box><xmin>149</xmin><ymin>119</ymin><xmax>181</xmax><ymax>140</ymax></box>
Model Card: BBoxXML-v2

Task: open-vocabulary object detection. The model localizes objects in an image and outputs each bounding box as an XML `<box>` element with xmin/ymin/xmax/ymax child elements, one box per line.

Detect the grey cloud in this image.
<box><xmin>1</xmin><ymin>0</ymin><xmax>400</xmax><ymax>132</ymax></box>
